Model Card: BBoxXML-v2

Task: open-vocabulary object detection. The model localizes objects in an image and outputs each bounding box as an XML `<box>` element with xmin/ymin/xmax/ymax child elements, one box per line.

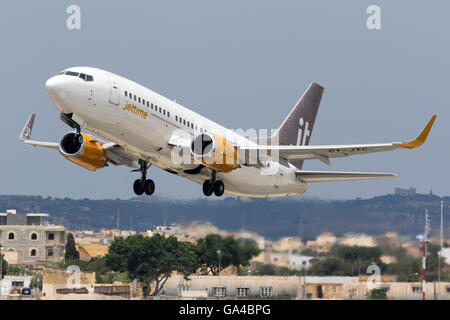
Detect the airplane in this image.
<box><xmin>19</xmin><ymin>67</ymin><xmax>436</xmax><ymax>198</ymax></box>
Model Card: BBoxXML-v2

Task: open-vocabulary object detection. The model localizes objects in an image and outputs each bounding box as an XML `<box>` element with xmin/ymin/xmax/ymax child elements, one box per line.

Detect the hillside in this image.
<box><xmin>0</xmin><ymin>193</ymin><xmax>447</xmax><ymax>240</ymax></box>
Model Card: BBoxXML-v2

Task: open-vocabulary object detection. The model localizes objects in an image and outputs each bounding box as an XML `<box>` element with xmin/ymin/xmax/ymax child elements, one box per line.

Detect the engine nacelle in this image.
<box><xmin>190</xmin><ymin>133</ymin><xmax>238</xmax><ymax>172</ymax></box>
<box><xmin>59</xmin><ymin>132</ymin><xmax>107</xmax><ymax>171</ymax></box>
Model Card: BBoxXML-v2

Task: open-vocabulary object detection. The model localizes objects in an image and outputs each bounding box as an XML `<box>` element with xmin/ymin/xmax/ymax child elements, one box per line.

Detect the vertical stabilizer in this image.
<box><xmin>271</xmin><ymin>83</ymin><xmax>324</xmax><ymax>169</ymax></box>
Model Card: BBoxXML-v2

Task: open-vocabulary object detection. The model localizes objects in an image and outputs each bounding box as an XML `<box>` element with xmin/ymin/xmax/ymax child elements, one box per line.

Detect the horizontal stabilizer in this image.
<box><xmin>296</xmin><ymin>171</ymin><xmax>396</xmax><ymax>182</ymax></box>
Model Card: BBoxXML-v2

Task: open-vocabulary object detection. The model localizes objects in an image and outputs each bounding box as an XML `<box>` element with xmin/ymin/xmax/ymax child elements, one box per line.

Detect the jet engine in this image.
<box><xmin>59</xmin><ymin>132</ymin><xmax>107</xmax><ymax>171</ymax></box>
<box><xmin>190</xmin><ymin>133</ymin><xmax>238</xmax><ymax>172</ymax></box>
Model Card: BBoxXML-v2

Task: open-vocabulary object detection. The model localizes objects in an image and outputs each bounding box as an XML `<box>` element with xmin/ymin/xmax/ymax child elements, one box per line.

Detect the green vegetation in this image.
<box><xmin>65</xmin><ymin>233</ymin><xmax>79</xmax><ymax>260</ymax></box>
<box><xmin>30</xmin><ymin>273</ymin><xmax>43</xmax><ymax>290</ymax></box>
<box><xmin>105</xmin><ymin>234</ymin><xmax>200</xmax><ymax>296</ymax></box>
<box><xmin>252</xmin><ymin>263</ymin><xmax>304</xmax><ymax>276</ymax></box>
<box><xmin>196</xmin><ymin>234</ymin><xmax>261</xmax><ymax>275</ymax></box>
<box><xmin>1</xmin><ymin>254</ymin><xmax>7</xmax><ymax>277</ymax></box>
<box><xmin>367</xmin><ymin>288</ymin><xmax>388</xmax><ymax>300</ymax></box>
<box><xmin>305</xmin><ymin>245</ymin><xmax>386</xmax><ymax>277</ymax></box>
<box><xmin>300</xmin><ymin>248</ymin><xmax>318</xmax><ymax>257</ymax></box>
<box><xmin>59</xmin><ymin>257</ymin><xmax>119</xmax><ymax>283</ymax></box>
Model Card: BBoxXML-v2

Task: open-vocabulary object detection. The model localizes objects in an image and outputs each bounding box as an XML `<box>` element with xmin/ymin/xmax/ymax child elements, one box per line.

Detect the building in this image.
<box><xmin>441</xmin><ymin>247</ymin><xmax>450</xmax><ymax>265</ymax></box>
<box><xmin>305</xmin><ymin>232</ymin><xmax>337</xmax><ymax>253</ymax></box>
<box><xmin>339</xmin><ymin>233</ymin><xmax>376</xmax><ymax>247</ymax></box>
<box><xmin>42</xmin><ymin>267</ymin><xmax>96</xmax><ymax>299</ymax></box>
<box><xmin>0</xmin><ymin>209</ymin><xmax>66</xmax><ymax>265</ymax></box>
<box><xmin>0</xmin><ymin>275</ymin><xmax>32</xmax><ymax>296</ymax></box>
<box><xmin>298</xmin><ymin>276</ymin><xmax>358</xmax><ymax>299</ymax></box>
<box><xmin>100</xmin><ymin>229</ymin><xmax>136</xmax><ymax>239</ymax></box>
<box><xmin>394</xmin><ymin>187</ymin><xmax>416</xmax><ymax>196</ymax></box>
<box><xmin>272</xmin><ymin>237</ymin><xmax>303</xmax><ymax>252</ymax></box>
<box><xmin>343</xmin><ymin>279</ymin><xmax>450</xmax><ymax>300</ymax></box>
<box><xmin>289</xmin><ymin>255</ymin><xmax>313</xmax><ymax>270</ymax></box>
<box><xmin>164</xmin><ymin>275</ymin><xmax>299</xmax><ymax>298</ymax></box>
<box><xmin>76</xmin><ymin>244</ymin><xmax>109</xmax><ymax>262</ymax></box>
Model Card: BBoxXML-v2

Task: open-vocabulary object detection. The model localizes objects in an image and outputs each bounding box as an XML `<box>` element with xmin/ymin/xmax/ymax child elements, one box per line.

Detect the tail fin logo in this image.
<box><xmin>296</xmin><ymin>117</ymin><xmax>310</xmax><ymax>146</ymax></box>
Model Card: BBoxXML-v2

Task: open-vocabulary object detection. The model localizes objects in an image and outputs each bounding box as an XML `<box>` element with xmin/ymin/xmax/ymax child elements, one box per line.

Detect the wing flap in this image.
<box><xmin>296</xmin><ymin>171</ymin><xmax>397</xmax><ymax>182</ymax></box>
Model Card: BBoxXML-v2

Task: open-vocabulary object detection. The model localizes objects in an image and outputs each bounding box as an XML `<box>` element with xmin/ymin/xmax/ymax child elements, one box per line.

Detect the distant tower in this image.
<box><xmin>117</xmin><ymin>209</ymin><xmax>120</xmax><ymax>231</ymax></box>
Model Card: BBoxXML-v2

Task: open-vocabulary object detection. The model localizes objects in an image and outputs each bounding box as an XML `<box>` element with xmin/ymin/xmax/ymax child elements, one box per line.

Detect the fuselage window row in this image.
<box><xmin>123</xmin><ymin>90</ymin><xmax>194</xmax><ymax>130</ymax></box>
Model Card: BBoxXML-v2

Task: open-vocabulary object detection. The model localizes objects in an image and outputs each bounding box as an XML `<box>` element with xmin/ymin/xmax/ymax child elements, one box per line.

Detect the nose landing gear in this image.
<box><xmin>202</xmin><ymin>170</ymin><xmax>225</xmax><ymax>197</ymax></box>
<box><xmin>133</xmin><ymin>160</ymin><xmax>155</xmax><ymax>196</ymax></box>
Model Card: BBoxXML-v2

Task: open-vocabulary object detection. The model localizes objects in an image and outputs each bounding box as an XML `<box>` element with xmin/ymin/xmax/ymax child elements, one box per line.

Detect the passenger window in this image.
<box><xmin>151</xmin><ymin>103</ymin><xmax>153</xmax><ymax>110</ymax></box>
<box><xmin>187</xmin><ymin>121</ymin><xmax>190</xmax><ymax>127</ymax></box>
<box><xmin>147</xmin><ymin>101</ymin><xmax>149</xmax><ymax>107</ymax></box>
<box><xmin>175</xmin><ymin>115</ymin><xmax>178</xmax><ymax>121</ymax></box>
<box><xmin>138</xmin><ymin>97</ymin><xmax>141</xmax><ymax>103</ymax></box>
<box><xmin>134</xmin><ymin>95</ymin><xmax>136</xmax><ymax>101</ymax></box>
<box><xmin>163</xmin><ymin>110</ymin><xmax>166</xmax><ymax>116</ymax></box>
<box><xmin>159</xmin><ymin>107</ymin><xmax>161</xmax><ymax>113</ymax></box>
<box><xmin>125</xmin><ymin>91</ymin><xmax>128</xmax><ymax>97</ymax></box>
<box><xmin>143</xmin><ymin>99</ymin><xmax>145</xmax><ymax>105</ymax></box>
<box><xmin>167</xmin><ymin>111</ymin><xmax>170</xmax><ymax>117</ymax></box>
<box><xmin>191</xmin><ymin>123</ymin><xmax>194</xmax><ymax>129</ymax></box>
<box><xmin>183</xmin><ymin>119</ymin><xmax>186</xmax><ymax>125</ymax></box>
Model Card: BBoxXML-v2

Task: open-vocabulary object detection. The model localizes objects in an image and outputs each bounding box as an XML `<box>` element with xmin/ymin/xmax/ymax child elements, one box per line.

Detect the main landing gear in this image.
<box><xmin>133</xmin><ymin>160</ymin><xmax>155</xmax><ymax>196</ymax></box>
<box><xmin>202</xmin><ymin>170</ymin><xmax>225</xmax><ymax>197</ymax></box>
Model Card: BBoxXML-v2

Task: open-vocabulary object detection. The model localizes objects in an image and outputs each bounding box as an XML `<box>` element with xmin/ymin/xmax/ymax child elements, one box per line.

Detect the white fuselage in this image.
<box><xmin>45</xmin><ymin>67</ymin><xmax>307</xmax><ymax>198</ymax></box>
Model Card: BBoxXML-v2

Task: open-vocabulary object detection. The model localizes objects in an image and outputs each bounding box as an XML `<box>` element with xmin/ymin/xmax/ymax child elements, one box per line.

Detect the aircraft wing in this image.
<box><xmin>295</xmin><ymin>171</ymin><xmax>396</xmax><ymax>182</ymax></box>
<box><xmin>237</xmin><ymin>115</ymin><xmax>436</xmax><ymax>166</ymax></box>
<box><xmin>20</xmin><ymin>114</ymin><xmax>139</xmax><ymax>168</ymax></box>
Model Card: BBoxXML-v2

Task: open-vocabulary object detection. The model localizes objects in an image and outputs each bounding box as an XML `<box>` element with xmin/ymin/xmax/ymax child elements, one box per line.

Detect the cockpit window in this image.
<box><xmin>65</xmin><ymin>71</ymin><xmax>79</xmax><ymax>77</ymax></box>
<box><xmin>62</xmin><ymin>71</ymin><xmax>94</xmax><ymax>81</ymax></box>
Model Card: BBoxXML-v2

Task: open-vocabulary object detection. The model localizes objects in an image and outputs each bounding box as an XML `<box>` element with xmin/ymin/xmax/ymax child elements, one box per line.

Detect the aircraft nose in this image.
<box><xmin>45</xmin><ymin>75</ymin><xmax>68</xmax><ymax>101</ymax></box>
<box><xmin>45</xmin><ymin>76</ymin><xmax>60</xmax><ymax>93</ymax></box>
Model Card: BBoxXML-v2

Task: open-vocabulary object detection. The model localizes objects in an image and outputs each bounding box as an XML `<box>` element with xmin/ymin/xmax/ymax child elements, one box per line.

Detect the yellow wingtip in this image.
<box><xmin>400</xmin><ymin>115</ymin><xmax>437</xmax><ymax>149</ymax></box>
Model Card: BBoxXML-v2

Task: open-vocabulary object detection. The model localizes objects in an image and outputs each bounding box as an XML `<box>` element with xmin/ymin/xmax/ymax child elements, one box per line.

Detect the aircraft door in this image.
<box><xmin>109</xmin><ymin>76</ymin><xmax>120</xmax><ymax>106</ymax></box>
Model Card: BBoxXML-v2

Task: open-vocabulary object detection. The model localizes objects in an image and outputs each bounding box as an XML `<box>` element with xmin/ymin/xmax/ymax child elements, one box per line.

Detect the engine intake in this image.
<box><xmin>190</xmin><ymin>133</ymin><xmax>238</xmax><ymax>172</ymax></box>
<box><xmin>59</xmin><ymin>132</ymin><xmax>107</xmax><ymax>171</ymax></box>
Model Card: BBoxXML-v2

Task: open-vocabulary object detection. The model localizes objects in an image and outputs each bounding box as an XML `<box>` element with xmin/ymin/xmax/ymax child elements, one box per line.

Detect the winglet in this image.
<box><xmin>400</xmin><ymin>115</ymin><xmax>436</xmax><ymax>149</ymax></box>
<box><xmin>19</xmin><ymin>114</ymin><xmax>35</xmax><ymax>141</ymax></box>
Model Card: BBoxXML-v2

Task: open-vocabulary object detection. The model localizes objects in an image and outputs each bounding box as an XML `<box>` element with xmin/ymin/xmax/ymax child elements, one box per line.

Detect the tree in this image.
<box><xmin>307</xmin><ymin>257</ymin><xmax>350</xmax><ymax>276</ymax></box>
<box><xmin>385</xmin><ymin>256</ymin><xmax>421</xmax><ymax>282</ymax></box>
<box><xmin>65</xmin><ymin>233</ymin><xmax>79</xmax><ymax>260</ymax></box>
<box><xmin>329</xmin><ymin>245</ymin><xmax>384</xmax><ymax>275</ymax></box>
<box><xmin>30</xmin><ymin>273</ymin><xmax>43</xmax><ymax>291</ymax></box>
<box><xmin>196</xmin><ymin>234</ymin><xmax>261</xmax><ymax>275</ymax></box>
<box><xmin>105</xmin><ymin>234</ymin><xmax>200</xmax><ymax>296</ymax></box>
<box><xmin>300</xmin><ymin>248</ymin><xmax>318</xmax><ymax>257</ymax></box>
<box><xmin>1</xmin><ymin>253</ymin><xmax>7</xmax><ymax>278</ymax></box>
<box><xmin>367</xmin><ymin>288</ymin><xmax>387</xmax><ymax>300</ymax></box>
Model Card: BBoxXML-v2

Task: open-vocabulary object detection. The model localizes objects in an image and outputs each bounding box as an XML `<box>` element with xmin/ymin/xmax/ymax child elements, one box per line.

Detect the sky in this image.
<box><xmin>0</xmin><ymin>1</ymin><xmax>448</xmax><ymax>200</ymax></box>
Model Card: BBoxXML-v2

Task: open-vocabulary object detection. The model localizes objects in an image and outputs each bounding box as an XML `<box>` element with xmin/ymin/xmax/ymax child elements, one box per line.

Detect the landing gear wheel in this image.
<box><xmin>132</xmin><ymin>160</ymin><xmax>155</xmax><ymax>196</ymax></box>
<box><xmin>213</xmin><ymin>180</ymin><xmax>225</xmax><ymax>197</ymax></box>
<box><xmin>144</xmin><ymin>179</ymin><xmax>155</xmax><ymax>195</ymax></box>
<box><xmin>202</xmin><ymin>180</ymin><xmax>213</xmax><ymax>196</ymax></box>
<box><xmin>133</xmin><ymin>179</ymin><xmax>144</xmax><ymax>195</ymax></box>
